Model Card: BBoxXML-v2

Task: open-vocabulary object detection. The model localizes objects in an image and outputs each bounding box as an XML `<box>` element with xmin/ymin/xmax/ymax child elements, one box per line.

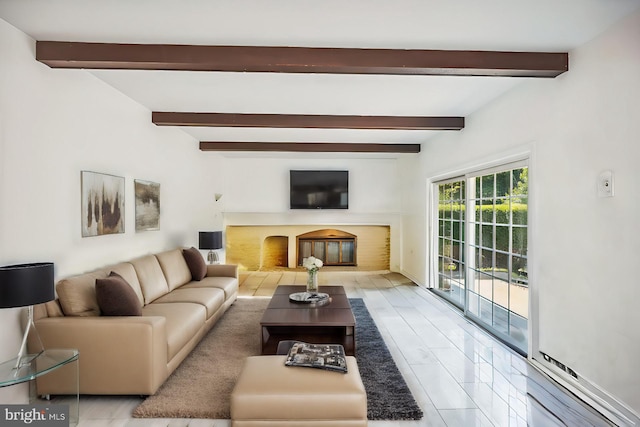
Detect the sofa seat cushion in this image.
<box><xmin>153</xmin><ymin>287</ymin><xmax>225</xmax><ymax>319</ymax></box>
<box><xmin>141</xmin><ymin>302</ymin><xmax>206</xmax><ymax>361</ymax></box>
<box><xmin>182</xmin><ymin>276</ymin><xmax>238</xmax><ymax>300</ymax></box>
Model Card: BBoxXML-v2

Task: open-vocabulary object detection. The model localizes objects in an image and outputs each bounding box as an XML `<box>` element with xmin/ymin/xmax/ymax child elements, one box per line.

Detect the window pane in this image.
<box><xmin>313</xmin><ymin>241</ymin><xmax>325</xmax><ymax>261</ymax></box>
<box><xmin>481</xmin><ymin>225</ymin><xmax>493</xmax><ymax>248</ymax></box>
<box><xmin>482</xmin><ymin>175</ymin><xmax>494</xmax><ymax>198</ymax></box>
<box><xmin>452</xmin><ymin>220</ymin><xmax>462</xmax><ymax>240</ymax></box>
<box><xmin>495</xmin><ymin>201</ymin><xmax>509</xmax><ymax>224</ymax></box>
<box><xmin>496</xmin><ymin>252</ymin><xmax>509</xmax><ymax>272</ymax></box>
<box><xmin>476</xmin><ymin>248</ymin><xmax>489</xmax><ymax>269</ymax></box>
<box><xmin>513</xmin><ymin>167</ymin><xmax>528</xmax><ymax>196</ymax></box>
<box><xmin>481</xmin><ymin>202</ymin><xmax>494</xmax><ymax>222</ymax></box>
<box><xmin>496</xmin><ymin>171</ymin><xmax>510</xmax><ymax>198</ymax></box>
<box><xmin>512</xmin><ymin>256</ymin><xmax>528</xmax><ymax>285</ymax></box>
<box><xmin>468</xmin><ymin>291</ymin><xmax>479</xmax><ymax>316</ymax></box>
<box><xmin>495</xmin><ymin>225</ymin><xmax>509</xmax><ymax>252</ymax></box>
<box><xmin>341</xmin><ymin>241</ymin><xmax>354</xmax><ymax>263</ymax></box>
<box><xmin>327</xmin><ymin>242</ymin><xmax>340</xmax><ymax>263</ymax></box>
<box><xmin>452</xmin><ymin>203</ymin><xmax>463</xmax><ymax>220</ymax></box>
<box><xmin>300</xmin><ymin>241</ymin><xmax>311</xmax><ymax>259</ymax></box>
<box><xmin>450</xmin><ymin>243</ymin><xmax>462</xmax><ymax>262</ymax></box>
<box><xmin>512</xmin><ymin>226</ymin><xmax>528</xmax><ymax>257</ymax></box>
<box><xmin>443</xmin><ymin>220</ymin><xmax>452</xmax><ymax>238</ymax></box>
<box><xmin>513</xmin><ymin>198</ymin><xmax>528</xmax><ymax>225</ymax></box>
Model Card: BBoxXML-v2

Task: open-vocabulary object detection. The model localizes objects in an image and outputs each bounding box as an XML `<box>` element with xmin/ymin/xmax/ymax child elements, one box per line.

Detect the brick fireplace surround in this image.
<box><xmin>225</xmin><ymin>225</ymin><xmax>391</xmax><ymax>271</ymax></box>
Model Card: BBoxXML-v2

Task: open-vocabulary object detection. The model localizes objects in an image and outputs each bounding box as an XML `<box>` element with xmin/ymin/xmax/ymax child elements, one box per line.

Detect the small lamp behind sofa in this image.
<box><xmin>199</xmin><ymin>231</ymin><xmax>223</xmax><ymax>264</ymax></box>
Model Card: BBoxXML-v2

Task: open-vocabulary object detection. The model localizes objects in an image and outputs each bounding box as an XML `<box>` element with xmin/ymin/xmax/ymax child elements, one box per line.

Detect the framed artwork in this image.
<box><xmin>134</xmin><ymin>179</ymin><xmax>160</xmax><ymax>231</ymax></box>
<box><xmin>81</xmin><ymin>171</ymin><xmax>125</xmax><ymax>237</ymax></box>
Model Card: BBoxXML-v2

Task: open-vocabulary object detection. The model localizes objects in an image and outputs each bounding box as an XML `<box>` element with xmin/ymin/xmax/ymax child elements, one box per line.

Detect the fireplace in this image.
<box><xmin>225</xmin><ymin>225</ymin><xmax>390</xmax><ymax>271</ymax></box>
<box><xmin>297</xmin><ymin>229</ymin><xmax>357</xmax><ymax>267</ymax></box>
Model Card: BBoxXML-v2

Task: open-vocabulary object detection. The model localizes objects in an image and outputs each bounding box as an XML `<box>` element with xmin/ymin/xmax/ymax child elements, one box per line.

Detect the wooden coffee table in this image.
<box><xmin>260</xmin><ymin>285</ymin><xmax>356</xmax><ymax>356</ymax></box>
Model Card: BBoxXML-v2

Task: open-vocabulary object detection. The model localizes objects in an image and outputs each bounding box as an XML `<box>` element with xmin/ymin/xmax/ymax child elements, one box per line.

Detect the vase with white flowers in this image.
<box><xmin>302</xmin><ymin>256</ymin><xmax>323</xmax><ymax>293</ymax></box>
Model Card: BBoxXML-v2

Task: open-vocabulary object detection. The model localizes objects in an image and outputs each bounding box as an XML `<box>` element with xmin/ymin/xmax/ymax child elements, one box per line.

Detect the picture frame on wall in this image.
<box><xmin>81</xmin><ymin>171</ymin><xmax>125</xmax><ymax>237</ymax></box>
<box><xmin>134</xmin><ymin>179</ymin><xmax>160</xmax><ymax>232</ymax></box>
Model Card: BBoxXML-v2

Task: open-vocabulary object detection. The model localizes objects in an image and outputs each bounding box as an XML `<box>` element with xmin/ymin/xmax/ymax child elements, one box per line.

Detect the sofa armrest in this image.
<box><xmin>32</xmin><ymin>316</ymin><xmax>169</xmax><ymax>395</ymax></box>
<box><xmin>206</xmin><ymin>264</ymin><xmax>238</xmax><ymax>278</ymax></box>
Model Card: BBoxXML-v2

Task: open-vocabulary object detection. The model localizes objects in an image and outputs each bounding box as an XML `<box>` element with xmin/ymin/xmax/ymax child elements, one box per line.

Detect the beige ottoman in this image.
<box><xmin>231</xmin><ymin>355</ymin><xmax>367</xmax><ymax>427</ymax></box>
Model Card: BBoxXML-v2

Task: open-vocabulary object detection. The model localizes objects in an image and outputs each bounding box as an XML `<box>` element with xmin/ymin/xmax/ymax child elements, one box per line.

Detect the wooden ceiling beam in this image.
<box><xmin>152</xmin><ymin>112</ymin><xmax>464</xmax><ymax>130</ymax></box>
<box><xmin>36</xmin><ymin>41</ymin><xmax>568</xmax><ymax>77</ymax></box>
<box><xmin>199</xmin><ymin>142</ymin><xmax>420</xmax><ymax>153</ymax></box>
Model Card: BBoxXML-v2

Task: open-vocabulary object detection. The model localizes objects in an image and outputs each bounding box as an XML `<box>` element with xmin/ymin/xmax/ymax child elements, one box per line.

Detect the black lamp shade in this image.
<box><xmin>0</xmin><ymin>262</ymin><xmax>55</xmax><ymax>308</ymax></box>
<box><xmin>199</xmin><ymin>231</ymin><xmax>223</xmax><ymax>250</ymax></box>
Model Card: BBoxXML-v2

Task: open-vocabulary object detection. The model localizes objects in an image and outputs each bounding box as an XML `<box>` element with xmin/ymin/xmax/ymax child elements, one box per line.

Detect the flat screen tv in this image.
<box><xmin>290</xmin><ymin>170</ymin><xmax>349</xmax><ymax>209</ymax></box>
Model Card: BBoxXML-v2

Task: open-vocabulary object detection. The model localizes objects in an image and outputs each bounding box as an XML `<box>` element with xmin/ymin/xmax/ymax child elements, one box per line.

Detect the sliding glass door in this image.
<box><xmin>434</xmin><ymin>179</ymin><xmax>466</xmax><ymax>309</ymax></box>
<box><xmin>433</xmin><ymin>162</ymin><xmax>529</xmax><ymax>354</ymax></box>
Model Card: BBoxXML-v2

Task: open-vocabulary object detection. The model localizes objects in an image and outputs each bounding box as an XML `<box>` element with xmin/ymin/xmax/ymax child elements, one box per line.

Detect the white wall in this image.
<box><xmin>0</xmin><ymin>20</ymin><xmax>406</xmax><ymax>403</ymax></box>
<box><xmin>210</xmin><ymin>155</ymin><xmax>404</xmax><ymax>270</ymax></box>
<box><xmin>0</xmin><ymin>19</ymin><xmax>220</xmax><ymax>402</ymax></box>
<box><xmin>400</xmin><ymin>10</ymin><xmax>640</xmax><ymax>417</ymax></box>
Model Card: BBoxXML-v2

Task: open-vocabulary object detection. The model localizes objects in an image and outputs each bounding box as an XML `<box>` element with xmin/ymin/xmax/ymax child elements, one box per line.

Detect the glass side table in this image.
<box><xmin>0</xmin><ymin>349</ymin><xmax>79</xmax><ymax>426</ymax></box>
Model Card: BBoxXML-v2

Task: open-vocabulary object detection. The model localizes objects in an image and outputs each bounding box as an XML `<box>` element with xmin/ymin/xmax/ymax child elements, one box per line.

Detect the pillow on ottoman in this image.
<box><xmin>183</xmin><ymin>246</ymin><xmax>207</xmax><ymax>281</ymax></box>
<box><xmin>96</xmin><ymin>272</ymin><xmax>142</xmax><ymax>316</ymax></box>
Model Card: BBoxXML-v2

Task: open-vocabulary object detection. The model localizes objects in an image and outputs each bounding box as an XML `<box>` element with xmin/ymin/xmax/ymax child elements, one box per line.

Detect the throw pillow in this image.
<box><xmin>182</xmin><ymin>246</ymin><xmax>207</xmax><ymax>281</ymax></box>
<box><xmin>95</xmin><ymin>272</ymin><xmax>142</xmax><ymax>316</ymax></box>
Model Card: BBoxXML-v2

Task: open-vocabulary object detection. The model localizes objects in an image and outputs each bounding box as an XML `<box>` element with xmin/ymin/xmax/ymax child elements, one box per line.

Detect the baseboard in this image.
<box><xmin>399</xmin><ymin>269</ymin><xmax>425</xmax><ymax>288</ymax></box>
<box><xmin>530</xmin><ymin>355</ymin><xmax>640</xmax><ymax>426</ymax></box>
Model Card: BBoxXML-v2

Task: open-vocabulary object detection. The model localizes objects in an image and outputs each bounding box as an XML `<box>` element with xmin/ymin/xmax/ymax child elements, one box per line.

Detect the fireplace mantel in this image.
<box><xmin>223</xmin><ymin>211</ymin><xmax>401</xmax><ymax>227</ymax></box>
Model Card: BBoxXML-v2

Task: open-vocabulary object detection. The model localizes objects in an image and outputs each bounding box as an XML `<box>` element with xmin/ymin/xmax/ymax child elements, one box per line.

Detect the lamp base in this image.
<box><xmin>207</xmin><ymin>250</ymin><xmax>220</xmax><ymax>265</ymax></box>
<box><xmin>15</xmin><ymin>305</ymin><xmax>44</xmax><ymax>369</ymax></box>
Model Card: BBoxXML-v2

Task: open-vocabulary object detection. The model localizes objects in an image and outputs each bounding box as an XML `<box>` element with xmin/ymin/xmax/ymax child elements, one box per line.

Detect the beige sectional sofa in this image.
<box><xmin>29</xmin><ymin>248</ymin><xmax>238</xmax><ymax>396</ymax></box>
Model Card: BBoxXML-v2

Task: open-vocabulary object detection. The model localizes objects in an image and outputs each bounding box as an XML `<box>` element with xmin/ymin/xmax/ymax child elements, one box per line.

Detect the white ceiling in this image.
<box><xmin>1</xmin><ymin>0</ymin><xmax>639</xmax><ymax>157</ymax></box>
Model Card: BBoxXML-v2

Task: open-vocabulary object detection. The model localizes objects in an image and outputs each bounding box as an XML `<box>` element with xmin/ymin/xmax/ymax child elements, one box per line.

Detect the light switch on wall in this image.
<box><xmin>597</xmin><ymin>170</ymin><xmax>614</xmax><ymax>197</ymax></box>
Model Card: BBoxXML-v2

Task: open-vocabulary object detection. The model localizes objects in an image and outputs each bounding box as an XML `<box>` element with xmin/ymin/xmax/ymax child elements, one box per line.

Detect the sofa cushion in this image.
<box><xmin>141</xmin><ymin>302</ymin><xmax>207</xmax><ymax>361</ymax></box>
<box><xmin>182</xmin><ymin>276</ymin><xmax>238</xmax><ymax>301</ymax></box>
<box><xmin>156</xmin><ymin>249</ymin><xmax>193</xmax><ymax>291</ymax></box>
<box><xmin>56</xmin><ymin>270</ymin><xmax>108</xmax><ymax>316</ymax></box>
<box><xmin>104</xmin><ymin>262</ymin><xmax>144</xmax><ymax>306</ymax></box>
<box><xmin>154</xmin><ymin>287</ymin><xmax>225</xmax><ymax>319</ymax></box>
<box><xmin>45</xmin><ymin>300</ymin><xmax>64</xmax><ymax>318</ymax></box>
<box><xmin>95</xmin><ymin>272</ymin><xmax>143</xmax><ymax>316</ymax></box>
<box><xmin>130</xmin><ymin>255</ymin><xmax>170</xmax><ymax>304</ymax></box>
<box><xmin>182</xmin><ymin>247</ymin><xmax>207</xmax><ymax>281</ymax></box>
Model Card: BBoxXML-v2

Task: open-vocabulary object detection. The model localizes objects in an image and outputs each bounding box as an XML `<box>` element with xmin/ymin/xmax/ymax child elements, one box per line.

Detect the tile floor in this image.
<box><xmin>52</xmin><ymin>269</ymin><xmax>615</xmax><ymax>426</ymax></box>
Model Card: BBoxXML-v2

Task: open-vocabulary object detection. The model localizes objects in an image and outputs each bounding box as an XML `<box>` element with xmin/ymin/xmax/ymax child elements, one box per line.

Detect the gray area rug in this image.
<box><xmin>350</xmin><ymin>298</ymin><xmax>424</xmax><ymax>420</ymax></box>
<box><xmin>133</xmin><ymin>296</ymin><xmax>423</xmax><ymax>420</ymax></box>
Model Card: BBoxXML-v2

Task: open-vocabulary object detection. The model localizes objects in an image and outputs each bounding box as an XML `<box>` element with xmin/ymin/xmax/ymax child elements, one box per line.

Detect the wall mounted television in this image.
<box><xmin>290</xmin><ymin>170</ymin><xmax>349</xmax><ymax>209</ymax></box>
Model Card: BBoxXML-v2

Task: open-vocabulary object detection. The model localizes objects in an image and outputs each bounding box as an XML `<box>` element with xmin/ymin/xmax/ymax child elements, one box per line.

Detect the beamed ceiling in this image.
<box><xmin>2</xmin><ymin>0</ymin><xmax>639</xmax><ymax>157</ymax></box>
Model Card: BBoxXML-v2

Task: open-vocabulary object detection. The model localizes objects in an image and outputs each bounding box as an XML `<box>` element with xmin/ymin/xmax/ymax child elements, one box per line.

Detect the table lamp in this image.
<box><xmin>199</xmin><ymin>231</ymin><xmax>223</xmax><ymax>264</ymax></box>
<box><xmin>0</xmin><ymin>262</ymin><xmax>55</xmax><ymax>368</ymax></box>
